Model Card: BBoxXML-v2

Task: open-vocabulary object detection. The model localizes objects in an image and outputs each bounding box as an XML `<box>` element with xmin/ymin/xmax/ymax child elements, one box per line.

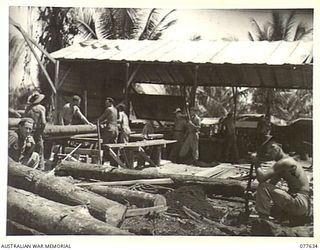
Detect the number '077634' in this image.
<box><xmin>300</xmin><ymin>244</ymin><xmax>318</xmax><ymax>248</ymax></box>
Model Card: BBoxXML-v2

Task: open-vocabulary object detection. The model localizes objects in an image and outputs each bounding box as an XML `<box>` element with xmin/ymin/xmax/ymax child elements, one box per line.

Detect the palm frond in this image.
<box><xmin>94</xmin><ymin>8</ymin><xmax>115</xmax><ymax>39</ymax></box>
<box><xmin>75</xmin><ymin>8</ymin><xmax>97</xmax><ymax>39</ymax></box>
<box><xmin>271</xmin><ymin>11</ymin><xmax>283</xmax><ymax>40</ymax></box>
<box><xmin>76</xmin><ymin>19</ymin><xmax>97</xmax><ymax>39</ymax></box>
<box><xmin>139</xmin><ymin>8</ymin><xmax>159</xmax><ymax>40</ymax></box>
<box><xmin>249</xmin><ymin>18</ymin><xmax>265</xmax><ymax>41</ymax></box>
<box><xmin>293</xmin><ymin>23</ymin><xmax>313</xmax><ymax>41</ymax></box>
<box><xmin>247</xmin><ymin>31</ymin><xmax>255</xmax><ymax>41</ymax></box>
<box><xmin>283</xmin><ymin>11</ymin><xmax>296</xmax><ymax>40</ymax></box>
<box><xmin>148</xmin><ymin>9</ymin><xmax>177</xmax><ymax>39</ymax></box>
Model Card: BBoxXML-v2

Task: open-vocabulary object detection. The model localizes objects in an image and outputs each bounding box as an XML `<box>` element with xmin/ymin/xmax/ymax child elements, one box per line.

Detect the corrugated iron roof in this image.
<box><xmin>51</xmin><ymin>39</ymin><xmax>313</xmax><ymax>65</ymax></box>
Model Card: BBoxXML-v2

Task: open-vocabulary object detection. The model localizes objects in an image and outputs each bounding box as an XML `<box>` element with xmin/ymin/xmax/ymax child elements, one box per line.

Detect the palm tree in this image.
<box><xmin>248</xmin><ymin>11</ymin><xmax>313</xmax><ymax>42</ymax></box>
<box><xmin>248</xmin><ymin>10</ymin><xmax>313</xmax><ymax>120</ymax></box>
<box><xmin>75</xmin><ymin>8</ymin><xmax>177</xmax><ymax>40</ymax></box>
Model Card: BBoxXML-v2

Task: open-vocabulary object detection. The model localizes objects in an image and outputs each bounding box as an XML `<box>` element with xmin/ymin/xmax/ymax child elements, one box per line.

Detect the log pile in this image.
<box><xmin>7</xmin><ymin>158</ymin><xmax>313</xmax><ymax>236</ymax></box>
<box><xmin>6</xmin><ymin>159</ymin><xmax>169</xmax><ymax>235</ymax></box>
<box><xmin>7</xmin><ymin>187</ymin><xmax>131</xmax><ymax>235</ymax></box>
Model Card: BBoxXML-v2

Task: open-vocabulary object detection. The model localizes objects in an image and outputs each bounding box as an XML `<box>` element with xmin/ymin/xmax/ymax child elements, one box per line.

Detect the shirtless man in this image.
<box><xmin>61</xmin><ymin>95</ymin><xmax>92</xmax><ymax>125</ymax></box>
<box><xmin>254</xmin><ymin>136</ymin><xmax>310</xmax><ymax>223</ymax></box>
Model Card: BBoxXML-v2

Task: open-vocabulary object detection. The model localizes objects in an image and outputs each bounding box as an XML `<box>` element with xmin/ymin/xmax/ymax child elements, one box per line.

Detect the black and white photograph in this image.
<box><xmin>1</xmin><ymin>0</ymin><xmax>319</xmax><ymax>248</ymax></box>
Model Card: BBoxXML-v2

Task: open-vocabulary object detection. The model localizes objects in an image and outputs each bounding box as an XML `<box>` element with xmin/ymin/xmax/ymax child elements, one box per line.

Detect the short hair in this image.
<box><xmin>117</xmin><ymin>103</ymin><xmax>126</xmax><ymax>111</ymax></box>
<box><xmin>72</xmin><ymin>95</ymin><xmax>81</xmax><ymax>102</ymax></box>
<box><xmin>19</xmin><ymin>117</ymin><xmax>34</xmax><ymax>127</ymax></box>
<box><xmin>106</xmin><ymin>97</ymin><xmax>115</xmax><ymax>105</ymax></box>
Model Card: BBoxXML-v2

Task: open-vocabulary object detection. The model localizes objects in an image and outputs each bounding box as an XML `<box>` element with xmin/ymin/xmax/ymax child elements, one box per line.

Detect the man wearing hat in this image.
<box><xmin>24</xmin><ymin>91</ymin><xmax>47</xmax><ymax>169</ymax></box>
<box><xmin>97</xmin><ymin>97</ymin><xmax>119</xmax><ymax>165</ymax></box>
<box><xmin>253</xmin><ymin>135</ymin><xmax>310</xmax><ymax>225</ymax></box>
<box><xmin>8</xmin><ymin>118</ymin><xmax>40</xmax><ymax>168</ymax></box>
<box><xmin>61</xmin><ymin>95</ymin><xmax>92</xmax><ymax>125</ymax></box>
<box><xmin>179</xmin><ymin>106</ymin><xmax>201</xmax><ymax>164</ymax></box>
<box><xmin>169</xmin><ymin>108</ymin><xmax>188</xmax><ymax>163</ymax></box>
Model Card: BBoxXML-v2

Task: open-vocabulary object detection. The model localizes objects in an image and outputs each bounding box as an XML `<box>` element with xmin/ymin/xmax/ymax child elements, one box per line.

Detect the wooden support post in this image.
<box><xmin>107</xmin><ymin>147</ymin><xmax>126</xmax><ymax>168</ymax></box>
<box><xmin>232</xmin><ymin>86</ymin><xmax>237</xmax><ymax>119</ymax></box>
<box><xmin>190</xmin><ymin>65</ymin><xmax>199</xmax><ymax>107</ymax></box>
<box><xmin>97</xmin><ymin>121</ymin><xmax>102</xmax><ymax>165</ymax></box>
<box><xmin>151</xmin><ymin>145</ymin><xmax>162</xmax><ymax>166</ymax></box>
<box><xmin>124</xmin><ymin>149</ymin><xmax>135</xmax><ymax>169</ymax></box>
<box><xmin>136</xmin><ymin>147</ymin><xmax>157</xmax><ymax>167</ymax></box>
<box><xmin>83</xmin><ymin>90</ymin><xmax>88</xmax><ymax>117</ymax></box>
<box><xmin>124</xmin><ymin>63</ymin><xmax>130</xmax><ymax>116</ymax></box>
<box><xmin>53</xmin><ymin>60</ymin><xmax>60</xmax><ymax>123</ymax></box>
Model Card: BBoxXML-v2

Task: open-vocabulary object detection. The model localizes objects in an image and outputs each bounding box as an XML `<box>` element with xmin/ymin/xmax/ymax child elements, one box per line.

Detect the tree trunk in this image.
<box><xmin>55</xmin><ymin>161</ymin><xmax>249</xmax><ymax>197</ymax></box>
<box><xmin>44</xmin><ymin>124</ymin><xmax>97</xmax><ymax>136</ymax></box>
<box><xmin>86</xmin><ymin>186</ymin><xmax>167</xmax><ymax>208</ymax></box>
<box><xmin>8</xmin><ymin>119</ymin><xmax>98</xmax><ymax>136</ymax></box>
<box><xmin>8</xmin><ymin>159</ymin><xmax>127</xmax><ymax>227</ymax></box>
<box><xmin>7</xmin><ymin>187</ymin><xmax>131</xmax><ymax>235</ymax></box>
<box><xmin>7</xmin><ymin>220</ymin><xmax>45</xmax><ymax>235</ymax></box>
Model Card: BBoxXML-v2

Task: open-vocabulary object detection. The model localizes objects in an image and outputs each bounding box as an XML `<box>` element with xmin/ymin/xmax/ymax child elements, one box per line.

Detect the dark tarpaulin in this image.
<box><xmin>131</xmin><ymin>94</ymin><xmax>185</xmax><ymax>121</ymax></box>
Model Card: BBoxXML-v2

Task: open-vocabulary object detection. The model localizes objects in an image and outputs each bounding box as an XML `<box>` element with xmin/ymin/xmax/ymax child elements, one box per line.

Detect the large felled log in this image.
<box><xmin>86</xmin><ymin>186</ymin><xmax>166</xmax><ymax>208</ymax></box>
<box><xmin>7</xmin><ymin>187</ymin><xmax>131</xmax><ymax>235</ymax></box>
<box><xmin>8</xmin><ymin>159</ymin><xmax>127</xmax><ymax>226</ymax></box>
<box><xmin>8</xmin><ymin>119</ymin><xmax>98</xmax><ymax>137</ymax></box>
<box><xmin>43</xmin><ymin>124</ymin><xmax>97</xmax><ymax>136</ymax></box>
<box><xmin>7</xmin><ymin>220</ymin><xmax>44</xmax><ymax>235</ymax></box>
<box><xmin>251</xmin><ymin>218</ymin><xmax>313</xmax><ymax>237</ymax></box>
<box><xmin>55</xmin><ymin>162</ymin><xmax>248</xmax><ymax>197</ymax></box>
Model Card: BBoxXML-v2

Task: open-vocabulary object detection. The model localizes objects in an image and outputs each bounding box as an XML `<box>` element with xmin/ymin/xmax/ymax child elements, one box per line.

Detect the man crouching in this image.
<box><xmin>8</xmin><ymin>118</ymin><xmax>40</xmax><ymax>169</ymax></box>
<box><xmin>253</xmin><ymin>136</ymin><xmax>310</xmax><ymax>225</ymax></box>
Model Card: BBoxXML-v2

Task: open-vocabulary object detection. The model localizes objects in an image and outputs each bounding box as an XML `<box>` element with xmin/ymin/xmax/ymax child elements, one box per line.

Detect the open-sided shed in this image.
<box><xmin>49</xmin><ymin>39</ymin><xmax>313</xmax><ymax>121</ymax></box>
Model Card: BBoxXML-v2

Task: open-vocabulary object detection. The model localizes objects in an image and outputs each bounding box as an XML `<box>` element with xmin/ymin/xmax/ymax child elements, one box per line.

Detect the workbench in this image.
<box><xmin>103</xmin><ymin>139</ymin><xmax>176</xmax><ymax>168</ymax></box>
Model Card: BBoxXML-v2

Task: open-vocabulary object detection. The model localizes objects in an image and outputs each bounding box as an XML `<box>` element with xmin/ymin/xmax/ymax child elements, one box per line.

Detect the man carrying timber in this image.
<box><xmin>8</xmin><ymin>118</ymin><xmax>40</xmax><ymax>169</ymax></box>
<box><xmin>253</xmin><ymin>135</ymin><xmax>310</xmax><ymax>225</ymax></box>
<box><xmin>61</xmin><ymin>95</ymin><xmax>93</xmax><ymax>125</ymax></box>
<box><xmin>169</xmin><ymin>108</ymin><xmax>188</xmax><ymax>163</ymax></box>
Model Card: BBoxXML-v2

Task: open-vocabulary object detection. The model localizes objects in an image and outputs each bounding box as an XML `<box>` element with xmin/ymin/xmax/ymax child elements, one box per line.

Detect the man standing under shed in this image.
<box><xmin>97</xmin><ymin>97</ymin><xmax>119</xmax><ymax>165</ymax></box>
<box><xmin>179</xmin><ymin>107</ymin><xmax>201</xmax><ymax>165</ymax></box>
<box><xmin>61</xmin><ymin>95</ymin><xmax>93</xmax><ymax>125</ymax></box>
<box><xmin>169</xmin><ymin>108</ymin><xmax>188</xmax><ymax>163</ymax></box>
<box><xmin>221</xmin><ymin>112</ymin><xmax>239</xmax><ymax>163</ymax></box>
<box><xmin>8</xmin><ymin>118</ymin><xmax>40</xmax><ymax>169</ymax></box>
<box><xmin>253</xmin><ymin>136</ymin><xmax>310</xmax><ymax>225</ymax></box>
<box><xmin>117</xmin><ymin>103</ymin><xmax>131</xmax><ymax>143</ymax></box>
